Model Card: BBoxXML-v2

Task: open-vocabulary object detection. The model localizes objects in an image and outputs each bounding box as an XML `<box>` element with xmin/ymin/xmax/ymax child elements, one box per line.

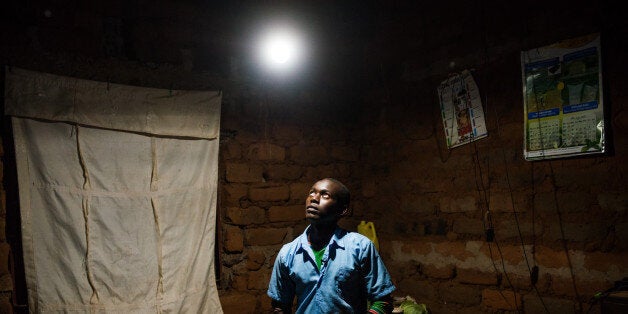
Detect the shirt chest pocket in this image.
<box><xmin>334</xmin><ymin>265</ymin><xmax>362</xmax><ymax>300</ymax></box>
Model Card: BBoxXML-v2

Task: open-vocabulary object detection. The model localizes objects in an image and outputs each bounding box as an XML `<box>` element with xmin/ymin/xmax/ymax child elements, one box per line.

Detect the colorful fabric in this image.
<box><xmin>369</xmin><ymin>300</ymin><xmax>391</xmax><ymax>314</ymax></box>
<box><xmin>312</xmin><ymin>247</ymin><xmax>326</xmax><ymax>270</ymax></box>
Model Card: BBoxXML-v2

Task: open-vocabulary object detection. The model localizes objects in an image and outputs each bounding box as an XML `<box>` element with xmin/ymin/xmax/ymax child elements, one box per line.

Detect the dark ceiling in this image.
<box><xmin>1</xmin><ymin>1</ymin><xmax>623</xmax><ymax>91</ymax></box>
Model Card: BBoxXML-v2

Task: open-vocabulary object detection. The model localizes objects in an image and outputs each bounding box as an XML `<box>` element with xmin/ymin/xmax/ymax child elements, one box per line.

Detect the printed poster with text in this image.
<box><xmin>521</xmin><ymin>33</ymin><xmax>605</xmax><ymax>160</ymax></box>
<box><xmin>438</xmin><ymin>70</ymin><xmax>488</xmax><ymax>148</ymax></box>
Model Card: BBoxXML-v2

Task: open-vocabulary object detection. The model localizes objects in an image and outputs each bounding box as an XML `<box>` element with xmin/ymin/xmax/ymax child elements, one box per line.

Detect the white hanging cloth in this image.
<box><xmin>5</xmin><ymin>68</ymin><xmax>223</xmax><ymax>313</ymax></box>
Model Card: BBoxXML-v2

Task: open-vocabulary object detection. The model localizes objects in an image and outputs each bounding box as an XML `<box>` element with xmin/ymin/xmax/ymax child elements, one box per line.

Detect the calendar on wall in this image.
<box><xmin>521</xmin><ymin>33</ymin><xmax>606</xmax><ymax>160</ymax></box>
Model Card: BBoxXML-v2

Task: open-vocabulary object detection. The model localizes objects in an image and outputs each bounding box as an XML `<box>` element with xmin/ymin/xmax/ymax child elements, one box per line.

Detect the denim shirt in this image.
<box><xmin>267</xmin><ymin>226</ymin><xmax>396</xmax><ymax>313</ymax></box>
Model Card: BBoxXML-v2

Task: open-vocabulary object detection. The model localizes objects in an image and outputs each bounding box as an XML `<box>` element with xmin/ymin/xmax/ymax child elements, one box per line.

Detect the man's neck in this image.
<box><xmin>307</xmin><ymin>224</ymin><xmax>336</xmax><ymax>251</ymax></box>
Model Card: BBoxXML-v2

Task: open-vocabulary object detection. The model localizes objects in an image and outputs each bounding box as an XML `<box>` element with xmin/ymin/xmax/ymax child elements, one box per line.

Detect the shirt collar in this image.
<box><xmin>297</xmin><ymin>225</ymin><xmax>347</xmax><ymax>251</ymax></box>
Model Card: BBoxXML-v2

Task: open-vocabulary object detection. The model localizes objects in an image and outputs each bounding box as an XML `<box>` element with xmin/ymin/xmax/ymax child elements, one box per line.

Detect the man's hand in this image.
<box><xmin>368</xmin><ymin>294</ymin><xmax>393</xmax><ymax>314</ymax></box>
<box><xmin>271</xmin><ymin>299</ymin><xmax>291</xmax><ymax>313</ymax></box>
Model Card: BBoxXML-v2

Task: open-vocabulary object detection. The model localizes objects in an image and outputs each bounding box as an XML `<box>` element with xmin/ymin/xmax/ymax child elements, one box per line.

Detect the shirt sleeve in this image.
<box><xmin>267</xmin><ymin>246</ymin><xmax>296</xmax><ymax>305</ymax></box>
<box><xmin>360</xmin><ymin>239</ymin><xmax>396</xmax><ymax>300</ymax></box>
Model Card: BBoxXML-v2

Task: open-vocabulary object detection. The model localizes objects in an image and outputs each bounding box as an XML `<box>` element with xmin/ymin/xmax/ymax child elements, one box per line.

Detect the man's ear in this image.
<box><xmin>340</xmin><ymin>205</ymin><xmax>351</xmax><ymax>217</ymax></box>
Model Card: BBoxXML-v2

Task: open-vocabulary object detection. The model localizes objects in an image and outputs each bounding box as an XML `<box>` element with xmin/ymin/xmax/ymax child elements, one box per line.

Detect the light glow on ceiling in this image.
<box><xmin>257</xmin><ymin>25</ymin><xmax>306</xmax><ymax>74</ymax></box>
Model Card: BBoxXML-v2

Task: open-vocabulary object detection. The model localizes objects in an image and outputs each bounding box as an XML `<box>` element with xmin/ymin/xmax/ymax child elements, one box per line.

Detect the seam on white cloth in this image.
<box><xmin>37</xmin><ymin>281</ymin><xmax>220</xmax><ymax>311</ymax></box>
<box><xmin>76</xmin><ymin>125</ymin><xmax>100</xmax><ymax>307</ymax></box>
<box><xmin>150</xmin><ymin>137</ymin><xmax>165</xmax><ymax>313</ymax></box>
<box><xmin>12</xmin><ymin>118</ymin><xmax>40</xmax><ymax>311</ymax></box>
<box><xmin>30</xmin><ymin>182</ymin><xmax>212</xmax><ymax>197</ymax></box>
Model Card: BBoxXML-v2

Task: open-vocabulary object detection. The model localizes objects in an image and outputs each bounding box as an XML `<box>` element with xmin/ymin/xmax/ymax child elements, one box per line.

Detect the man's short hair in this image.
<box><xmin>322</xmin><ymin>178</ymin><xmax>350</xmax><ymax>207</ymax></box>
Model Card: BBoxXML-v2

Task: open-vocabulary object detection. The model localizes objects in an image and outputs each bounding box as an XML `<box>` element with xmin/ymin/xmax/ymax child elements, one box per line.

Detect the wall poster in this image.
<box><xmin>521</xmin><ymin>33</ymin><xmax>605</xmax><ymax>160</ymax></box>
<box><xmin>438</xmin><ymin>70</ymin><xmax>488</xmax><ymax>148</ymax></box>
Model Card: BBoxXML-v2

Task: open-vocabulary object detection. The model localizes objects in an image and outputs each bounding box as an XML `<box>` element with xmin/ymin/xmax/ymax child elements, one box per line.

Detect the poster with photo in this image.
<box><xmin>438</xmin><ymin>70</ymin><xmax>488</xmax><ymax>148</ymax></box>
<box><xmin>521</xmin><ymin>33</ymin><xmax>605</xmax><ymax>160</ymax></box>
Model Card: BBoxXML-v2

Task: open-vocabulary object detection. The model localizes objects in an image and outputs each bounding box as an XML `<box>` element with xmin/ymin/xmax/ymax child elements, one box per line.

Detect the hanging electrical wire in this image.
<box><xmin>494</xmin><ymin>106</ymin><xmax>549</xmax><ymax>313</ymax></box>
<box><xmin>471</xmin><ymin>140</ymin><xmax>518</xmax><ymax>312</ymax></box>
<box><xmin>471</xmin><ymin>0</ymin><xmax>552</xmax><ymax>312</ymax></box>
<box><xmin>519</xmin><ymin>2</ymin><xmax>584</xmax><ymax>312</ymax></box>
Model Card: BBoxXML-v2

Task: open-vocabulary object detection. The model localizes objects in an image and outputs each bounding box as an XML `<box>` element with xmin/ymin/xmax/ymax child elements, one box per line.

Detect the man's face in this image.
<box><xmin>305</xmin><ymin>179</ymin><xmax>346</xmax><ymax>226</ymax></box>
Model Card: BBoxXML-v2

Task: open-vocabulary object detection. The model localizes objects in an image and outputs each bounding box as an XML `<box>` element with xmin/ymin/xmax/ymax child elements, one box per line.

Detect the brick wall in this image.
<box><xmin>352</xmin><ymin>2</ymin><xmax>628</xmax><ymax>313</ymax></box>
<box><xmin>1</xmin><ymin>1</ymin><xmax>627</xmax><ymax>313</ymax></box>
<box><xmin>217</xmin><ymin>92</ymin><xmax>364</xmax><ymax>311</ymax></box>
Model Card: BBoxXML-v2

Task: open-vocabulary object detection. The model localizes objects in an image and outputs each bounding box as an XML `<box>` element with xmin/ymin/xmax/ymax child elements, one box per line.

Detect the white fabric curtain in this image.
<box><xmin>5</xmin><ymin>68</ymin><xmax>223</xmax><ymax>313</ymax></box>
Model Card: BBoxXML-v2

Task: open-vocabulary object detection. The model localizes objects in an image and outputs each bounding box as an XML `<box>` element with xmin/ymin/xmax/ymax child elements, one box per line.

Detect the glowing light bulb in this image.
<box><xmin>258</xmin><ymin>26</ymin><xmax>305</xmax><ymax>73</ymax></box>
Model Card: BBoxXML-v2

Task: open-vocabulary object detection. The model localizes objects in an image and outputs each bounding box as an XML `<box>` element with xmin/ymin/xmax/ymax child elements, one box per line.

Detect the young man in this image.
<box><xmin>267</xmin><ymin>178</ymin><xmax>396</xmax><ymax>313</ymax></box>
